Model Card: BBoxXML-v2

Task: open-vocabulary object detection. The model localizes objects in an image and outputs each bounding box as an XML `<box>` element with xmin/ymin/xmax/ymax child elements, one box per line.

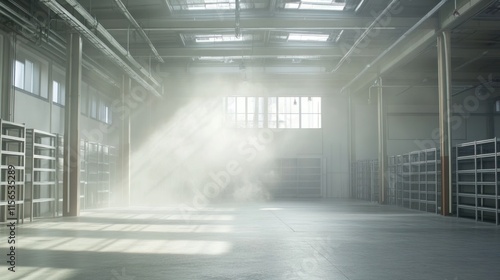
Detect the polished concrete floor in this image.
<box><xmin>1</xmin><ymin>199</ymin><xmax>499</xmax><ymax>280</ymax></box>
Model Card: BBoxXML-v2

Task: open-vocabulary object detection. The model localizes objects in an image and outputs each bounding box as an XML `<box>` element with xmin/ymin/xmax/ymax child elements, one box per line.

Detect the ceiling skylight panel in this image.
<box><xmin>195</xmin><ymin>34</ymin><xmax>244</xmax><ymax>43</ymax></box>
<box><xmin>288</xmin><ymin>33</ymin><xmax>330</xmax><ymax>42</ymax></box>
<box><xmin>284</xmin><ymin>0</ymin><xmax>346</xmax><ymax>11</ymax></box>
<box><xmin>185</xmin><ymin>0</ymin><xmax>235</xmax><ymax>10</ymax></box>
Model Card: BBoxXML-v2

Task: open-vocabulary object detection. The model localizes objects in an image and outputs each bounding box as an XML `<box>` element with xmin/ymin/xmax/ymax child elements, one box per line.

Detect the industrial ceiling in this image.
<box><xmin>1</xmin><ymin>0</ymin><xmax>499</xmax><ymax>95</ymax></box>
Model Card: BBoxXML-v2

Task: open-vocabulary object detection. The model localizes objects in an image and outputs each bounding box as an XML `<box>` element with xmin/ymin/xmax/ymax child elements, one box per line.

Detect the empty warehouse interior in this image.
<box><xmin>1</xmin><ymin>0</ymin><xmax>500</xmax><ymax>279</ymax></box>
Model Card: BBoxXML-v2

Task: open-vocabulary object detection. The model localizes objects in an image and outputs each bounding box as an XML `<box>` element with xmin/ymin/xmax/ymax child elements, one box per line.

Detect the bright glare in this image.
<box><xmin>288</xmin><ymin>33</ymin><xmax>330</xmax><ymax>42</ymax></box>
<box><xmin>0</xmin><ymin>267</ymin><xmax>77</xmax><ymax>280</ymax></box>
<box><xmin>285</xmin><ymin>0</ymin><xmax>346</xmax><ymax>11</ymax></box>
<box><xmin>17</xmin><ymin>237</ymin><xmax>232</xmax><ymax>255</ymax></box>
<box><xmin>195</xmin><ymin>35</ymin><xmax>244</xmax><ymax>43</ymax></box>
<box><xmin>187</xmin><ymin>0</ymin><xmax>235</xmax><ymax>10</ymax></box>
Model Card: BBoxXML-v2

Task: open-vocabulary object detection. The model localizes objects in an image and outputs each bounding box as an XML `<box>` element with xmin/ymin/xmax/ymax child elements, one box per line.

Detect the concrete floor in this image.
<box><xmin>1</xmin><ymin>199</ymin><xmax>499</xmax><ymax>280</ymax></box>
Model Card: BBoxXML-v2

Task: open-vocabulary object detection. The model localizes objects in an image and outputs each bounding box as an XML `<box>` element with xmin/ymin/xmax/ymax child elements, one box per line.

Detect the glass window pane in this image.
<box><xmin>25</xmin><ymin>60</ymin><xmax>34</xmax><ymax>93</ymax></box>
<box><xmin>34</xmin><ymin>63</ymin><xmax>43</xmax><ymax>97</ymax></box>
<box><xmin>52</xmin><ymin>81</ymin><xmax>59</xmax><ymax>103</ymax></box>
<box><xmin>268</xmin><ymin>97</ymin><xmax>277</xmax><ymax>114</ymax></box>
<box><xmin>247</xmin><ymin>97</ymin><xmax>255</xmax><ymax>114</ymax></box>
<box><xmin>14</xmin><ymin>61</ymin><xmax>24</xmax><ymax>89</ymax></box>
<box><xmin>236</xmin><ymin>97</ymin><xmax>246</xmax><ymax>113</ymax></box>
<box><xmin>227</xmin><ymin>97</ymin><xmax>236</xmax><ymax>114</ymax></box>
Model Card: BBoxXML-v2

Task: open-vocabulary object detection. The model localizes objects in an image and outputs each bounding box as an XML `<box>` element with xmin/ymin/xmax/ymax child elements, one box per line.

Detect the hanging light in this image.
<box><xmin>308</xmin><ymin>97</ymin><xmax>312</xmax><ymax>101</ymax></box>
<box><xmin>293</xmin><ymin>99</ymin><xmax>297</xmax><ymax>105</ymax></box>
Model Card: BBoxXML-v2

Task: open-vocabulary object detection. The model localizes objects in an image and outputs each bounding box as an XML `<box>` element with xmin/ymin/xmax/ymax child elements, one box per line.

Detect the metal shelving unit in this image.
<box><xmin>387</xmin><ymin>148</ymin><xmax>440</xmax><ymax>214</ymax></box>
<box><xmin>25</xmin><ymin>129</ymin><xmax>57</xmax><ymax>221</ymax></box>
<box><xmin>55</xmin><ymin>134</ymin><xmax>64</xmax><ymax>216</ymax></box>
<box><xmin>80</xmin><ymin>139</ymin><xmax>88</xmax><ymax>209</ymax></box>
<box><xmin>387</xmin><ymin>156</ymin><xmax>398</xmax><ymax>205</ymax></box>
<box><xmin>456</xmin><ymin>138</ymin><xmax>499</xmax><ymax>225</ymax></box>
<box><xmin>0</xmin><ymin>120</ymin><xmax>26</xmax><ymax>224</ymax></box>
<box><xmin>351</xmin><ymin>159</ymin><xmax>378</xmax><ymax>202</ymax></box>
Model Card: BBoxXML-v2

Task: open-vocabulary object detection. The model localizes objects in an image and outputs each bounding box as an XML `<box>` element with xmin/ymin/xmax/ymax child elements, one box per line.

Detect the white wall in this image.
<box><xmin>353</xmin><ymin>86</ymin><xmax>500</xmax><ymax>160</ymax></box>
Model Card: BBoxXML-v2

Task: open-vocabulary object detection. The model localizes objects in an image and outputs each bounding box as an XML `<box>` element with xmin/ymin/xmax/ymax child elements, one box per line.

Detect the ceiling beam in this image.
<box><xmin>344</xmin><ymin>0</ymin><xmax>496</xmax><ymax>95</ymax></box>
<box><xmin>101</xmin><ymin>17</ymin><xmax>436</xmax><ymax>31</ymax></box>
<box><xmin>108</xmin><ymin>46</ymin><xmax>383</xmax><ymax>58</ymax></box>
<box><xmin>459</xmin><ymin>19</ymin><xmax>500</xmax><ymax>30</ymax></box>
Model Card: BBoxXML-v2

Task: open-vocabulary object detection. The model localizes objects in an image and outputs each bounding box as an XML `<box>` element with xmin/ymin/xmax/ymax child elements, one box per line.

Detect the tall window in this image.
<box><xmin>14</xmin><ymin>58</ymin><xmax>41</xmax><ymax>96</ymax></box>
<box><xmin>277</xmin><ymin>97</ymin><xmax>300</xmax><ymax>128</ymax></box>
<box><xmin>90</xmin><ymin>90</ymin><xmax>98</xmax><ymax>119</ymax></box>
<box><xmin>52</xmin><ymin>69</ymin><xmax>65</xmax><ymax>105</ymax></box>
<box><xmin>301</xmin><ymin>97</ymin><xmax>321</xmax><ymax>128</ymax></box>
<box><xmin>98</xmin><ymin>101</ymin><xmax>112</xmax><ymax>124</ymax></box>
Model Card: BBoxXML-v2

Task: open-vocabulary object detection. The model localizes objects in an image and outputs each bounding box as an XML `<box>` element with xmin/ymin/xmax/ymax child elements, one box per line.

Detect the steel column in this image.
<box><xmin>1</xmin><ymin>33</ymin><xmax>15</xmax><ymax>121</ymax></box>
<box><xmin>377</xmin><ymin>77</ymin><xmax>387</xmax><ymax>204</ymax></box>
<box><xmin>348</xmin><ymin>92</ymin><xmax>355</xmax><ymax>198</ymax></box>
<box><xmin>437</xmin><ymin>31</ymin><xmax>452</xmax><ymax>216</ymax></box>
<box><xmin>121</xmin><ymin>76</ymin><xmax>131</xmax><ymax>207</ymax></box>
<box><xmin>63</xmin><ymin>32</ymin><xmax>82</xmax><ymax>216</ymax></box>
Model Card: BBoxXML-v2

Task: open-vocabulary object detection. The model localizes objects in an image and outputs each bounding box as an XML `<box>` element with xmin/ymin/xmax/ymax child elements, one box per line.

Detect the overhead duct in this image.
<box><xmin>62</xmin><ymin>0</ymin><xmax>160</xmax><ymax>88</ymax></box>
<box><xmin>40</xmin><ymin>0</ymin><xmax>162</xmax><ymax>97</ymax></box>
<box><xmin>331</xmin><ymin>0</ymin><xmax>399</xmax><ymax>72</ymax></box>
<box><xmin>111</xmin><ymin>0</ymin><xmax>164</xmax><ymax>63</ymax></box>
<box><xmin>342</xmin><ymin>0</ymin><xmax>448</xmax><ymax>94</ymax></box>
<box><xmin>0</xmin><ymin>1</ymin><xmax>119</xmax><ymax>88</ymax></box>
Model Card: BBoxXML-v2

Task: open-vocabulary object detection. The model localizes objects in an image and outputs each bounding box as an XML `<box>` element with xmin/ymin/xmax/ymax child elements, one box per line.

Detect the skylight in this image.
<box><xmin>288</xmin><ymin>33</ymin><xmax>330</xmax><ymax>42</ymax></box>
<box><xmin>285</xmin><ymin>0</ymin><xmax>346</xmax><ymax>11</ymax></box>
<box><xmin>185</xmin><ymin>0</ymin><xmax>246</xmax><ymax>10</ymax></box>
<box><xmin>195</xmin><ymin>34</ymin><xmax>243</xmax><ymax>43</ymax></box>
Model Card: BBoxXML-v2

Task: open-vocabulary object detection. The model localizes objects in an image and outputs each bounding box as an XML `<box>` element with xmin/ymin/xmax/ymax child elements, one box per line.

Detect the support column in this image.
<box><xmin>437</xmin><ymin>31</ymin><xmax>452</xmax><ymax>216</ymax></box>
<box><xmin>377</xmin><ymin>77</ymin><xmax>387</xmax><ymax>204</ymax></box>
<box><xmin>1</xmin><ymin>33</ymin><xmax>15</xmax><ymax>121</ymax></box>
<box><xmin>121</xmin><ymin>76</ymin><xmax>131</xmax><ymax>207</ymax></box>
<box><xmin>63</xmin><ymin>33</ymin><xmax>82</xmax><ymax>216</ymax></box>
<box><xmin>347</xmin><ymin>92</ymin><xmax>355</xmax><ymax>198</ymax></box>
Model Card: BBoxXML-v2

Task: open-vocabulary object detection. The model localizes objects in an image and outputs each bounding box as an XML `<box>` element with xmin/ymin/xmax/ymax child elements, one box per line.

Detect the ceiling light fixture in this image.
<box><xmin>453</xmin><ymin>0</ymin><xmax>460</xmax><ymax>16</ymax></box>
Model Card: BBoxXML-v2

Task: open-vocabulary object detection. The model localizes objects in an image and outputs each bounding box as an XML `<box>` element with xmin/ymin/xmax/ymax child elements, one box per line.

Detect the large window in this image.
<box><xmin>14</xmin><ymin>57</ymin><xmax>41</xmax><ymax>96</ymax></box>
<box><xmin>99</xmin><ymin>101</ymin><xmax>112</xmax><ymax>124</ymax></box>
<box><xmin>301</xmin><ymin>97</ymin><xmax>321</xmax><ymax>128</ymax></box>
<box><xmin>226</xmin><ymin>96</ymin><xmax>321</xmax><ymax>129</ymax></box>
<box><xmin>226</xmin><ymin>96</ymin><xmax>265</xmax><ymax>128</ymax></box>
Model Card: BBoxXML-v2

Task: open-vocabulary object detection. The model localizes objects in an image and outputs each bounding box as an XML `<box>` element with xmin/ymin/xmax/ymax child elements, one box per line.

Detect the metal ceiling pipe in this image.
<box><xmin>40</xmin><ymin>0</ymin><xmax>161</xmax><ymax>96</ymax></box>
<box><xmin>1</xmin><ymin>1</ymin><xmax>120</xmax><ymax>88</ymax></box>
<box><xmin>331</xmin><ymin>0</ymin><xmax>400</xmax><ymax>72</ymax></box>
<box><xmin>342</xmin><ymin>0</ymin><xmax>448</xmax><ymax>93</ymax></box>
<box><xmin>58</xmin><ymin>0</ymin><xmax>160</xmax><ymax>88</ymax></box>
<box><xmin>111</xmin><ymin>0</ymin><xmax>164</xmax><ymax>63</ymax></box>
<box><xmin>62</xmin><ymin>0</ymin><xmax>160</xmax><ymax>88</ymax></box>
